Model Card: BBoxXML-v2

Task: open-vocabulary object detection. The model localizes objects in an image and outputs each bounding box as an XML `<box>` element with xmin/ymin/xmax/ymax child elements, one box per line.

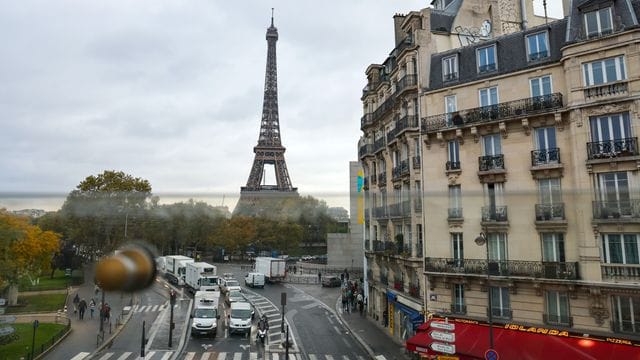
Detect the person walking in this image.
<box><xmin>78</xmin><ymin>298</ymin><xmax>87</xmax><ymax>320</ymax></box>
<box><xmin>317</xmin><ymin>272</ymin><xmax>322</xmax><ymax>284</ymax></box>
<box><xmin>341</xmin><ymin>290</ymin><xmax>349</xmax><ymax>312</ymax></box>
<box><xmin>89</xmin><ymin>299</ymin><xmax>96</xmax><ymax>319</ymax></box>
<box><xmin>356</xmin><ymin>292</ymin><xmax>364</xmax><ymax>316</ymax></box>
<box><xmin>72</xmin><ymin>293</ymin><xmax>80</xmax><ymax>316</ymax></box>
<box><xmin>103</xmin><ymin>303</ymin><xmax>111</xmax><ymax>323</ymax></box>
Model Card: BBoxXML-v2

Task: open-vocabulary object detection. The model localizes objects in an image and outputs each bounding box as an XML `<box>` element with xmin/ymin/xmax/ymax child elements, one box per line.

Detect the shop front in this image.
<box><xmin>386</xmin><ymin>290</ymin><xmax>424</xmax><ymax>342</ymax></box>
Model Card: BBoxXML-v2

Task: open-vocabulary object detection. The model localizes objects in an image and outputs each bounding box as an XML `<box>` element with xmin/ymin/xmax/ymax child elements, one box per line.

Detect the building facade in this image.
<box><xmin>358</xmin><ymin>0</ymin><xmax>549</xmax><ymax>343</ymax></box>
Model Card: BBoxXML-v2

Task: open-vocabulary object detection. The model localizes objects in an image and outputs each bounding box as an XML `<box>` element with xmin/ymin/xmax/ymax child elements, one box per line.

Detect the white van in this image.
<box><xmin>191</xmin><ymin>291</ymin><xmax>220</xmax><ymax>337</ymax></box>
<box><xmin>228</xmin><ymin>302</ymin><xmax>253</xmax><ymax>335</ymax></box>
<box><xmin>244</xmin><ymin>272</ymin><xmax>265</xmax><ymax>288</ymax></box>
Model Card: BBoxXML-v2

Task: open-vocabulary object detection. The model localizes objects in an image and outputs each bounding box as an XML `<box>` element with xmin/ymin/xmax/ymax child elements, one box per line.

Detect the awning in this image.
<box><xmin>406</xmin><ymin>318</ymin><xmax>640</xmax><ymax>360</ymax></box>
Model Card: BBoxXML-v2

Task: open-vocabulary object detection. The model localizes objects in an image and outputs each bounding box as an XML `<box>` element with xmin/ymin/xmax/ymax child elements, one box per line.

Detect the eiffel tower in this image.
<box><xmin>235</xmin><ymin>13</ymin><xmax>298</xmax><ymax>216</ymax></box>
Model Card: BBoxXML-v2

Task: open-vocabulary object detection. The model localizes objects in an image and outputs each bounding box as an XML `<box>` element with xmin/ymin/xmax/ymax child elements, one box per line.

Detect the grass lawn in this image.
<box><xmin>5</xmin><ymin>294</ymin><xmax>67</xmax><ymax>314</ymax></box>
<box><xmin>0</xmin><ymin>323</ymin><xmax>67</xmax><ymax>360</ymax></box>
<box><xmin>19</xmin><ymin>269</ymin><xmax>84</xmax><ymax>291</ymax></box>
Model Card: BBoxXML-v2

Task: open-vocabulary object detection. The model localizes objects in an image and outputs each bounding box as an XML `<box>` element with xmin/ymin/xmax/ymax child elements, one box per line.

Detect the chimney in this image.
<box><xmin>393</xmin><ymin>13</ymin><xmax>406</xmax><ymax>46</ymax></box>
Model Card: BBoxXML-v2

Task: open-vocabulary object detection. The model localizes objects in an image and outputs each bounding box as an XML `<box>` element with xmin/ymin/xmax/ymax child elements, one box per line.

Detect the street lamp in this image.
<box><xmin>474</xmin><ymin>231</ymin><xmax>494</xmax><ymax>350</ymax></box>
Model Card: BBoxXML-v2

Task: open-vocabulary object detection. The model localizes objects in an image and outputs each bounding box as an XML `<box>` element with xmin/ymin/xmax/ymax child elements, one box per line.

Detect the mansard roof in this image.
<box><xmin>566</xmin><ymin>0</ymin><xmax>640</xmax><ymax>43</ymax></box>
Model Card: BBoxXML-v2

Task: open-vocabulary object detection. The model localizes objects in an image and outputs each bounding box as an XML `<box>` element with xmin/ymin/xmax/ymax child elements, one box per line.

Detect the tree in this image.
<box><xmin>0</xmin><ymin>210</ymin><xmax>61</xmax><ymax>305</ymax></box>
<box><xmin>59</xmin><ymin>170</ymin><xmax>152</xmax><ymax>256</ymax></box>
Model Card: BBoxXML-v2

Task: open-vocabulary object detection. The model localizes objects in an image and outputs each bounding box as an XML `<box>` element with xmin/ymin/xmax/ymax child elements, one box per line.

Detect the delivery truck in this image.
<box><xmin>165</xmin><ymin>255</ymin><xmax>194</xmax><ymax>286</ymax></box>
<box><xmin>254</xmin><ymin>257</ymin><xmax>286</xmax><ymax>283</ymax></box>
<box><xmin>185</xmin><ymin>262</ymin><xmax>220</xmax><ymax>293</ymax></box>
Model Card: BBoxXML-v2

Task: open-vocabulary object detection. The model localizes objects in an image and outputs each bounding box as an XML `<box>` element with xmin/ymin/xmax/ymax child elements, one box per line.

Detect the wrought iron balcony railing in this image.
<box><xmin>611</xmin><ymin>318</ymin><xmax>640</xmax><ymax>336</ymax></box>
<box><xmin>392</xmin><ymin>160</ymin><xmax>410</xmax><ymax>180</ymax></box>
<box><xmin>586</xmin><ymin>137</ymin><xmax>638</xmax><ymax>160</ymax></box>
<box><xmin>396</xmin><ymin>115</ymin><xmax>419</xmax><ymax>133</ymax></box>
<box><xmin>446</xmin><ymin>161</ymin><xmax>461</xmax><ymax>171</ymax></box>
<box><xmin>358</xmin><ymin>143</ymin><xmax>373</xmax><ymax>158</ymax></box>
<box><xmin>360</xmin><ymin>113</ymin><xmax>373</xmax><ymax>129</ymax></box>
<box><xmin>528</xmin><ymin>51</ymin><xmax>549</xmax><ymax>61</ymax></box>
<box><xmin>584</xmin><ymin>81</ymin><xmax>628</xmax><ymax>99</ymax></box>
<box><xmin>451</xmin><ymin>304</ymin><xmax>467</xmax><ymax>314</ymax></box>
<box><xmin>443</xmin><ymin>72</ymin><xmax>458</xmax><ymax>82</ymax></box>
<box><xmin>479</xmin><ymin>63</ymin><xmax>497</xmax><ymax>73</ymax></box>
<box><xmin>424</xmin><ymin>257</ymin><xmax>579</xmax><ymax>280</ymax></box>
<box><xmin>388</xmin><ymin>203</ymin><xmax>402</xmax><ymax>217</ymax></box>
<box><xmin>413</xmin><ymin>156</ymin><xmax>421</xmax><ymax>169</ymax></box>
<box><xmin>489</xmin><ymin>307</ymin><xmax>512</xmax><ymax>319</ymax></box>
<box><xmin>422</xmin><ymin>93</ymin><xmax>563</xmax><ymax>133</ymax></box>
<box><xmin>391</xmin><ymin>35</ymin><xmax>414</xmax><ymax>59</ymax></box>
<box><xmin>479</xmin><ymin>154</ymin><xmax>505</xmax><ymax>171</ymax></box>
<box><xmin>372</xmin><ymin>97</ymin><xmax>395</xmax><ymax>122</ymax></box>
<box><xmin>543</xmin><ymin>313</ymin><xmax>573</xmax><ymax>327</ymax></box>
<box><xmin>535</xmin><ymin>203</ymin><xmax>565</xmax><ymax>221</ymax></box>
<box><xmin>531</xmin><ymin>148</ymin><xmax>560</xmax><ymax>166</ymax></box>
<box><xmin>601</xmin><ymin>263</ymin><xmax>640</xmax><ymax>281</ymax></box>
<box><xmin>482</xmin><ymin>205</ymin><xmax>508</xmax><ymax>222</ymax></box>
<box><xmin>373</xmin><ymin>206</ymin><xmax>387</xmax><ymax>218</ymax></box>
<box><xmin>592</xmin><ymin>200</ymin><xmax>640</xmax><ymax>220</ymax></box>
<box><xmin>448</xmin><ymin>207</ymin><xmax>463</xmax><ymax>220</ymax></box>
<box><xmin>377</xmin><ymin>172</ymin><xmax>387</xmax><ymax>185</ymax></box>
<box><xmin>373</xmin><ymin>137</ymin><xmax>385</xmax><ymax>154</ymax></box>
<box><xmin>395</xmin><ymin>74</ymin><xmax>417</xmax><ymax>96</ymax></box>
<box><xmin>372</xmin><ymin>240</ymin><xmax>385</xmax><ymax>252</ymax></box>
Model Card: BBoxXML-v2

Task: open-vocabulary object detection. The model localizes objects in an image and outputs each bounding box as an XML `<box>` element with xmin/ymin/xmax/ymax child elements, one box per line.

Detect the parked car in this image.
<box><xmin>322</xmin><ymin>276</ymin><xmax>342</xmax><ymax>287</ymax></box>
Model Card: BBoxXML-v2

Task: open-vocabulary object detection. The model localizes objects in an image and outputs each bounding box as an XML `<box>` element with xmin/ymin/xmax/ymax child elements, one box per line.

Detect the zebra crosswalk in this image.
<box><xmin>131</xmin><ymin>302</ymin><xmax>175</xmax><ymax>313</ymax></box>
<box><xmin>71</xmin><ymin>351</ymin><xmax>368</xmax><ymax>360</ymax></box>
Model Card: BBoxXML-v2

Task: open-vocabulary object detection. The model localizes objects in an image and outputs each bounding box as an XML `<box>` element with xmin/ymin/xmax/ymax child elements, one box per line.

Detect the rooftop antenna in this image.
<box><xmin>543</xmin><ymin>0</ymin><xmax>548</xmax><ymax>25</ymax></box>
<box><xmin>271</xmin><ymin>8</ymin><xmax>274</xmax><ymax>26</ymax></box>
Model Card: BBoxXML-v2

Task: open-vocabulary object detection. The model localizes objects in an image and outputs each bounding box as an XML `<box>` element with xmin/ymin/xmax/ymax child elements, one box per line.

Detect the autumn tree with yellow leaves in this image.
<box><xmin>0</xmin><ymin>210</ymin><xmax>61</xmax><ymax>305</ymax></box>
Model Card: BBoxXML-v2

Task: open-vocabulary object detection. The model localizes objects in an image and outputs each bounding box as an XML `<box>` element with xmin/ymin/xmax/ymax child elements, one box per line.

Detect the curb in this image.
<box><xmin>34</xmin><ymin>321</ymin><xmax>72</xmax><ymax>360</ymax></box>
<box><xmin>170</xmin><ymin>298</ymin><xmax>193</xmax><ymax>360</ymax></box>
<box><xmin>333</xmin><ymin>296</ymin><xmax>377</xmax><ymax>360</ymax></box>
<box><xmin>91</xmin><ymin>294</ymin><xmax>138</xmax><ymax>357</ymax></box>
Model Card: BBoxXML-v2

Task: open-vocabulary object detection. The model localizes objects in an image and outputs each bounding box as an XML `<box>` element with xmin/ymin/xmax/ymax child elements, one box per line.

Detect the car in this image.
<box><xmin>228</xmin><ymin>301</ymin><xmax>254</xmax><ymax>335</ymax></box>
<box><xmin>225</xmin><ymin>290</ymin><xmax>245</xmax><ymax>305</ymax></box>
<box><xmin>220</xmin><ymin>278</ymin><xmax>241</xmax><ymax>294</ymax></box>
<box><xmin>322</xmin><ymin>276</ymin><xmax>342</xmax><ymax>287</ymax></box>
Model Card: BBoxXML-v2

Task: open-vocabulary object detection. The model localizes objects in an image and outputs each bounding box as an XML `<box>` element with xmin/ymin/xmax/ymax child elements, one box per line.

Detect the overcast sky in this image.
<box><xmin>0</xmin><ymin>1</ymin><xmax>562</xmax><ymax>212</ymax></box>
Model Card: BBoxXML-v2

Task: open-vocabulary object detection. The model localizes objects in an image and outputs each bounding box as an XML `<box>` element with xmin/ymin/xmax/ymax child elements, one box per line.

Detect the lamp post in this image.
<box><xmin>474</xmin><ymin>231</ymin><xmax>494</xmax><ymax>350</ymax></box>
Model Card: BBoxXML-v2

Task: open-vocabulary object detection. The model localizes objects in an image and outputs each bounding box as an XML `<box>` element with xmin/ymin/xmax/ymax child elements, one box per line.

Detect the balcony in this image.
<box><xmin>592</xmin><ymin>200</ymin><xmax>640</xmax><ymax>221</ymax></box>
<box><xmin>373</xmin><ymin>206</ymin><xmax>387</xmax><ymax>219</ymax></box>
<box><xmin>535</xmin><ymin>203</ymin><xmax>565</xmax><ymax>221</ymax></box>
<box><xmin>424</xmin><ymin>257</ymin><xmax>579</xmax><ymax>280</ymax></box>
<box><xmin>489</xmin><ymin>307</ymin><xmax>512</xmax><ymax>320</ymax></box>
<box><xmin>528</xmin><ymin>50</ymin><xmax>549</xmax><ymax>61</ymax></box>
<box><xmin>479</xmin><ymin>63</ymin><xmax>497</xmax><ymax>73</ymax></box>
<box><xmin>372</xmin><ymin>240</ymin><xmax>385</xmax><ymax>252</ymax></box>
<box><xmin>422</xmin><ymin>93</ymin><xmax>563</xmax><ymax>133</ymax></box>
<box><xmin>586</xmin><ymin>137</ymin><xmax>638</xmax><ymax>160</ymax></box>
<box><xmin>451</xmin><ymin>304</ymin><xmax>467</xmax><ymax>315</ymax></box>
<box><xmin>413</xmin><ymin>156</ymin><xmax>421</xmax><ymax>169</ymax></box>
<box><xmin>481</xmin><ymin>205</ymin><xmax>508</xmax><ymax>222</ymax></box>
<box><xmin>372</xmin><ymin>97</ymin><xmax>395</xmax><ymax>123</ymax></box>
<box><xmin>531</xmin><ymin>148</ymin><xmax>560</xmax><ymax>166</ymax></box>
<box><xmin>392</xmin><ymin>160</ymin><xmax>410</xmax><ymax>180</ymax></box>
<box><xmin>479</xmin><ymin>155</ymin><xmax>505</xmax><ymax>172</ymax></box>
<box><xmin>360</xmin><ymin>113</ymin><xmax>373</xmax><ymax>129</ymax></box>
<box><xmin>584</xmin><ymin>81</ymin><xmax>628</xmax><ymax>100</ymax></box>
<box><xmin>601</xmin><ymin>263</ymin><xmax>640</xmax><ymax>281</ymax></box>
<box><xmin>390</xmin><ymin>35</ymin><xmax>415</xmax><ymax>59</ymax></box>
<box><xmin>358</xmin><ymin>143</ymin><xmax>373</xmax><ymax>158</ymax></box>
<box><xmin>373</xmin><ymin>137</ymin><xmax>385</xmax><ymax>154</ymax></box>
<box><xmin>443</xmin><ymin>72</ymin><xmax>458</xmax><ymax>82</ymax></box>
<box><xmin>448</xmin><ymin>207</ymin><xmax>463</xmax><ymax>220</ymax></box>
<box><xmin>394</xmin><ymin>74</ymin><xmax>417</xmax><ymax>97</ymax></box>
<box><xmin>611</xmin><ymin>318</ymin><xmax>640</xmax><ymax>336</ymax></box>
<box><xmin>543</xmin><ymin>313</ymin><xmax>573</xmax><ymax>327</ymax></box>
<box><xmin>446</xmin><ymin>161</ymin><xmax>461</xmax><ymax>171</ymax></box>
<box><xmin>396</xmin><ymin>115</ymin><xmax>419</xmax><ymax>134</ymax></box>
<box><xmin>378</xmin><ymin>172</ymin><xmax>387</xmax><ymax>186</ymax></box>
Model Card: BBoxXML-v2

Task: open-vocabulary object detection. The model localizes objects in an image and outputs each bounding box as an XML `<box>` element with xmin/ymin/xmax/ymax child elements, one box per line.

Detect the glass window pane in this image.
<box><xmin>542</xmin><ymin>76</ymin><xmax>552</xmax><ymax>95</ymax></box>
<box><xmin>586</xmin><ymin>12</ymin><xmax>598</xmax><ymax>35</ymax></box>
<box><xmin>623</xmin><ymin>235</ymin><xmax>639</xmax><ymax>264</ymax></box>
<box><xmin>592</xmin><ymin>62</ymin><xmax>604</xmax><ymax>84</ymax></box>
<box><xmin>619</xmin><ymin>57</ymin><xmax>626</xmax><ymax>79</ymax></box>
<box><xmin>531</xmin><ymin>79</ymin><xmax>541</xmax><ymax>97</ymax></box>
<box><xmin>490</xmin><ymin>87</ymin><xmax>498</xmax><ymax>104</ymax></box>
<box><xmin>600</xmin><ymin>8</ymin><xmax>612</xmax><ymax>32</ymax></box>
<box><xmin>605</xmin><ymin>58</ymin><xmax>617</xmax><ymax>82</ymax></box>
<box><xmin>607</xmin><ymin>234</ymin><xmax>623</xmax><ymax>263</ymax></box>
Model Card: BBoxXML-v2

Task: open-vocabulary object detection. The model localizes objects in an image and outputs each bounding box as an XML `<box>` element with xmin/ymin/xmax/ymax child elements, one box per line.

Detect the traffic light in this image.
<box><xmin>95</xmin><ymin>243</ymin><xmax>157</xmax><ymax>292</ymax></box>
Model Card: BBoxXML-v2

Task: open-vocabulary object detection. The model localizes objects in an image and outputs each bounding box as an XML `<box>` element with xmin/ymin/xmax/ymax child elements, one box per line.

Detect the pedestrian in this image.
<box><xmin>89</xmin><ymin>299</ymin><xmax>96</xmax><ymax>319</ymax></box>
<box><xmin>341</xmin><ymin>290</ymin><xmax>349</xmax><ymax>313</ymax></box>
<box><xmin>317</xmin><ymin>272</ymin><xmax>322</xmax><ymax>284</ymax></box>
<box><xmin>94</xmin><ymin>284</ymin><xmax>100</xmax><ymax>295</ymax></box>
<box><xmin>78</xmin><ymin>298</ymin><xmax>87</xmax><ymax>320</ymax></box>
<box><xmin>72</xmin><ymin>293</ymin><xmax>80</xmax><ymax>315</ymax></box>
<box><xmin>345</xmin><ymin>271</ymin><xmax>350</xmax><ymax>281</ymax></box>
<box><xmin>293</xmin><ymin>265</ymin><xmax>297</xmax><ymax>274</ymax></box>
<box><xmin>356</xmin><ymin>292</ymin><xmax>364</xmax><ymax>316</ymax></box>
<box><xmin>103</xmin><ymin>303</ymin><xmax>111</xmax><ymax>323</ymax></box>
<box><xmin>340</xmin><ymin>273</ymin><xmax>344</xmax><ymax>282</ymax></box>
<box><xmin>383</xmin><ymin>310</ymin><xmax>388</xmax><ymax>327</ymax></box>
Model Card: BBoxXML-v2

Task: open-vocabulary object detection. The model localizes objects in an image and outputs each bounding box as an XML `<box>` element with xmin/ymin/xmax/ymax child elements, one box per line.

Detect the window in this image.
<box><xmin>583</xmin><ymin>56</ymin><xmax>626</xmax><ymax>86</ymax></box>
<box><xmin>447</xmin><ymin>140</ymin><xmax>460</xmax><ymax>170</ymax></box>
<box><xmin>612</xmin><ymin>295</ymin><xmax>640</xmax><ymax>335</ymax></box>
<box><xmin>484</xmin><ymin>183</ymin><xmax>506</xmax><ymax>221</ymax></box>
<box><xmin>602</xmin><ymin>234</ymin><xmax>639</xmax><ymax>264</ymax></box>
<box><xmin>449</xmin><ymin>186</ymin><xmax>462</xmax><ymax>219</ymax></box>
<box><xmin>545</xmin><ymin>291</ymin><xmax>570</xmax><ymax>326</ymax></box>
<box><xmin>584</xmin><ymin>7</ymin><xmax>613</xmax><ymax>38</ymax></box>
<box><xmin>443</xmin><ymin>55</ymin><xmax>458</xmax><ymax>81</ymax></box>
<box><xmin>482</xmin><ymin>134</ymin><xmax>501</xmax><ymax>155</ymax></box>
<box><xmin>477</xmin><ymin>45</ymin><xmax>497</xmax><ymax>73</ymax></box>
<box><xmin>530</xmin><ymin>75</ymin><xmax>552</xmax><ymax>97</ymax></box>
<box><xmin>597</xmin><ymin>172</ymin><xmax>631</xmax><ymax>216</ymax></box>
<box><xmin>542</xmin><ymin>233</ymin><xmax>565</xmax><ymax>262</ymax></box>
<box><xmin>527</xmin><ymin>32</ymin><xmax>549</xmax><ymax>61</ymax></box>
<box><xmin>479</xmin><ymin>87</ymin><xmax>498</xmax><ymax>107</ymax></box>
<box><xmin>445</xmin><ymin>95</ymin><xmax>457</xmax><ymax>125</ymax></box>
<box><xmin>452</xmin><ymin>284</ymin><xmax>465</xmax><ymax>314</ymax></box>
<box><xmin>490</xmin><ymin>287</ymin><xmax>511</xmax><ymax>318</ymax></box>
<box><xmin>451</xmin><ymin>233</ymin><xmax>463</xmax><ymax>266</ymax></box>
<box><xmin>488</xmin><ymin>233</ymin><xmax>507</xmax><ymax>261</ymax></box>
<box><xmin>539</xmin><ymin>178</ymin><xmax>562</xmax><ymax>205</ymax></box>
<box><xmin>589</xmin><ymin>113</ymin><xmax>632</xmax><ymax>157</ymax></box>
<box><xmin>534</xmin><ymin>127</ymin><xmax>559</xmax><ymax>164</ymax></box>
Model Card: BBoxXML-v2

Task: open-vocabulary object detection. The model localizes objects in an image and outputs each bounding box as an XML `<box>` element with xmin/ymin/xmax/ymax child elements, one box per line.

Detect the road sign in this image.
<box><xmin>430</xmin><ymin>321</ymin><xmax>455</xmax><ymax>331</ymax></box>
<box><xmin>430</xmin><ymin>330</ymin><xmax>456</xmax><ymax>342</ymax></box>
<box><xmin>430</xmin><ymin>342</ymin><xmax>456</xmax><ymax>354</ymax></box>
<box><xmin>485</xmin><ymin>349</ymin><xmax>499</xmax><ymax>360</ymax></box>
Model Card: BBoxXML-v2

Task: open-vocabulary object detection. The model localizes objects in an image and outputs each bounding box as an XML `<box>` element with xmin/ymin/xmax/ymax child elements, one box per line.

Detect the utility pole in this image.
<box><xmin>280</xmin><ymin>292</ymin><xmax>286</xmax><ymax>333</ymax></box>
<box><xmin>285</xmin><ymin>324</ymin><xmax>290</xmax><ymax>358</ymax></box>
<box><xmin>140</xmin><ymin>320</ymin><xmax>146</xmax><ymax>357</ymax></box>
<box><xmin>168</xmin><ymin>290</ymin><xmax>176</xmax><ymax>348</ymax></box>
<box><xmin>31</xmin><ymin>320</ymin><xmax>39</xmax><ymax>360</ymax></box>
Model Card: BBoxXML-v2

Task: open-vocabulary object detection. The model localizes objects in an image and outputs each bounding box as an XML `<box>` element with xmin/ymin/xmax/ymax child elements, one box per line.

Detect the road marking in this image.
<box><xmin>265</xmin><ymin>313</ymin><xmax>280</xmax><ymax>319</ymax></box>
<box><xmin>200</xmin><ymin>353</ymin><xmax>210</xmax><ymax>360</ymax></box>
<box><xmin>301</xmin><ymin>302</ymin><xmax>319</xmax><ymax>310</ymax></box>
<box><xmin>70</xmin><ymin>353</ymin><xmax>91</xmax><ymax>360</ymax></box>
<box><xmin>233</xmin><ymin>352</ymin><xmax>242</xmax><ymax>360</ymax></box>
<box><xmin>144</xmin><ymin>351</ymin><xmax>156</xmax><ymax>359</ymax></box>
<box><xmin>218</xmin><ymin>352</ymin><xmax>227</xmax><ymax>360</ymax></box>
<box><xmin>333</xmin><ymin>325</ymin><xmax>341</xmax><ymax>334</ymax></box>
<box><xmin>261</xmin><ymin>309</ymin><xmax>279</xmax><ymax>314</ymax></box>
<box><xmin>308</xmin><ymin>355</ymin><xmax>318</xmax><ymax>360</ymax></box>
<box><xmin>97</xmin><ymin>353</ymin><xmax>113</xmax><ymax>360</ymax></box>
<box><xmin>117</xmin><ymin>352</ymin><xmax>132</xmax><ymax>360</ymax></box>
<box><xmin>184</xmin><ymin>353</ymin><xmax>195</xmax><ymax>360</ymax></box>
<box><xmin>137</xmin><ymin>305</ymin><xmax>146</xmax><ymax>312</ymax></box>
<box><xmin>160</xmin><ymin>352</ymin><xmax>172</xmax><ymax>360</ymax></box>
<box><xmin>325</xmin><ymin>356</ymin><xmax>335</xmax><ymax>360</ymax></box>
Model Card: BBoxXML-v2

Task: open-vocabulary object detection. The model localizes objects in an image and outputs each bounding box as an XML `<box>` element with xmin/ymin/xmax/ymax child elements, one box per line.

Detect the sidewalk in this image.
<box><xmin>44</xmin><ymin>264</ymin><xmax>134</xmax><ymax>360</ymax></box>
<box><xmin>336</xmin><ymin>298</ymin><xmax>411</xmax><ymax>360</ymax></box>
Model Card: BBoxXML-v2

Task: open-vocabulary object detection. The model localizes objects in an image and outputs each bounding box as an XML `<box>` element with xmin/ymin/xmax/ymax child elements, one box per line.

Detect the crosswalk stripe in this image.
<box><xmin>117</xmin><ymin>352</ymin><xmax>132</xmax><ymax>360</ymax></box>
<box><xmin>233</xmin><ymin>352</ymin><xmax>242</xmax><ymax>360</ymax></box>
<box><xmin>200</xmin><ymin>353</ymin><xmax>211</xmax><ymax>360</ymax></box>
<box><xmin>218</xmin><ymin>352</ymin><xmax>227</xmax><ymax>360</ymax></box>
<box><xmin>145</xmin><ymin>351</ymin><xmax>156</xmax><ymax>359</ymax></box>
<box><xmin>160</xmin><ymin>352</ymin><xmax>172</xmax><ymax>360</ymax></box>
<box><xmin>308</xmin><ymin>355</ymin><xmax>318</xmax><ymax>360</ymax></box>
<box><xmin>250</xmin><ymin>352</ymin><xmax>258</xmax><ymax>360</ymax></box>
<box><xmin>342</xmin><ymin>356</ymin><xmax>350</xmax><ymax>360</ymax></box>
<box><xmin>184</xmin><ymin>352</ymin><xmax>195</xmax><ymax>360</ymax></box>
<box><xmin>97</xmin><ymin>353</ymin><xmax>113</xmax><ymax>360</ymax></box>
<box><xmin>137</xmin><ymin>305</ymin><xmax>147</xmax><ymax>312</ymax></box>
<box><xmin>325</xmin><ymin>356</ymin><xmax>335</xmax><ymax>360</ymax></box>
<box><xmin>70</xmin><ymin>353</ymin><xmax>91</xmax><ymax>360</ymax></box>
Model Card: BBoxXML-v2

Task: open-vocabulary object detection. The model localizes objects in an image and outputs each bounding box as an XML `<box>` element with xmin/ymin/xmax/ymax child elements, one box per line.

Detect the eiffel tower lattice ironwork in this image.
<box><xmin>241</xmin><ymin>14</ymin><xmax>297</xmax><ymax>194</ymax></box>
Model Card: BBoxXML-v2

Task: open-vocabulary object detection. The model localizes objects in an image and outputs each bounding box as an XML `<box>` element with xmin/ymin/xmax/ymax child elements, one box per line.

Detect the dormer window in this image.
<box><xmin>584</xmin><ymin>7</ymin><xmax>613</xmax><ymax>38</ymax></box>
<box><xmin>526</xmin><ymin>32</ymin><xmax>549</xmax><ymax>61</ymax></box>
<box><xmin>443</xmin><ymin>55</ymin><xmax>458</xmax><ymax>82</ymax></box>
<box><xmin>477</xmin><ymin>45</ymin><xmax>497</xmax><ymax>74</ymax></box>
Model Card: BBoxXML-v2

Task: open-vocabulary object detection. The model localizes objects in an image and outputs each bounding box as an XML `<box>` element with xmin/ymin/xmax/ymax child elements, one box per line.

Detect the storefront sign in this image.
<box><xmin>503</xmin><ymin>324</ymin><xmax>569</xmax><ymax>337</ymax></box>
<box><xmin>430</xmin><ymin>330</ymin><xmax>455</xmax><ymax>342</ymax></box>
<box><xmin>389</xmin><ymin>303</ymin><xmax>394</xmax><ymax>335</ymax></box>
